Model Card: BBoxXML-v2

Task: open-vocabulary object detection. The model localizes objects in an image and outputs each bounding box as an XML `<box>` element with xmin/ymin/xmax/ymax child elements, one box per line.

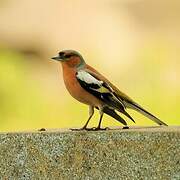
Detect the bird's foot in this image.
<box><xmin>70</xmin><ymin>127</ymin><xmax>110</xmax><ymax>131</ymax></box>
<box><xmin>94</xmin><ymin>127</ymin><xmax>110</xmax><ymax>131</ymax></box>
<box><xmin>70</xmin><ymin>127</ymin><xmax>96</xmax><ymax>131</ymax></box>
<box><xmin>122</xmin><ymin>126</ymin><xmax>129</xmax><ymax>129</ymax></box>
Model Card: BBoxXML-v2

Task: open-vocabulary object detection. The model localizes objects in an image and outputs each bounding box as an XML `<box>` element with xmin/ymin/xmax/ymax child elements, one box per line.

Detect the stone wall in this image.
<box><xmin>0</xmin><ymin>127</ymin><xmax>179</xmax><ymax>179</ymax></box>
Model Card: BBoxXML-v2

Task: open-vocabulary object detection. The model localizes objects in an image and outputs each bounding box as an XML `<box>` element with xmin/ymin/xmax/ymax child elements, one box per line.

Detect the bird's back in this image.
<box><xmin>85</xmin><ymin>64</ymin><xmax>135</xmax><ymax>104</ymax></box>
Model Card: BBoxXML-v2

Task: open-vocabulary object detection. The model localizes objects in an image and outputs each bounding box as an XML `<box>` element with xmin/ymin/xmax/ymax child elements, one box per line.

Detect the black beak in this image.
<box><xmin>51</xmin><ymin>56</ymin><xmax>62</xmax><ymax>61</ymax></box>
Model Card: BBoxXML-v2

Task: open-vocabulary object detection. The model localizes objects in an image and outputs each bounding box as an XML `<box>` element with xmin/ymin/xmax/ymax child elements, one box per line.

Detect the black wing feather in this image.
<box><xmin>76</xmin><ymin>70</ymin><xmax>136</xmax><ymax>124</ymax></box>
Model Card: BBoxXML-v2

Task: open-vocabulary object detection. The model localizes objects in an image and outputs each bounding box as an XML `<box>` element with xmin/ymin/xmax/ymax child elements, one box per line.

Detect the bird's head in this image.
<box><xmin>52</xmin><ymin>50</ymin><xmax>85</xmax><ymax>69</ymax></box>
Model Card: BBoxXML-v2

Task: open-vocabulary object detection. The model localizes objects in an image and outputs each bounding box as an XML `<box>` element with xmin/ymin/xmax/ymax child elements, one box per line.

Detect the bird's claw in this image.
<box><xmin>70</xmin><ymin>127</ymin><xmax>96</xmax><ymax>131</ymax></box>
<box><xmin>70</xmin><ymin>127</ymin><xmax>110</xmax><ymax>131</ymax></box>
<box><xmin>94</xmin><ymin>127</ymin><xmax>110</xmax><ymax>131</ymax></box>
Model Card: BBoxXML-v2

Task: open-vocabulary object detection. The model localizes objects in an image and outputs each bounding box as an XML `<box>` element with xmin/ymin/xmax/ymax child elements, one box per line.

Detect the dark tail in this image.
<box><xmin>102</xmin><ymin>107</ymin><xmax>127</xmax><ymax>126</ymax></box>
<box><xmin>124</xmin><ymin>101</ymin><xmax>168</xmax><ymax>126</ymax></box>
<box><xmin>121</xmin><ymin>110</ymin><xmax>136</xmax><ymax>123</ymax></box>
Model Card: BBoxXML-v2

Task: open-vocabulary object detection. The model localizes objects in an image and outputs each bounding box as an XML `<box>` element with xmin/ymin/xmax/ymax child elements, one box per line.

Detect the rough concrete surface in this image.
<box><xmin>0</xmin><ymin>126</ymin><xmax>179</xmax><ymax>180</ymax></box>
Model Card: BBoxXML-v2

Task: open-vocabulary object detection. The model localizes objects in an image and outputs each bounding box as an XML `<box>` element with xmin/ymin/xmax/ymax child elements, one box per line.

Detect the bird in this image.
<box><xmin>52</xmin><ymin>50</ymin><xmax>168</xmax><ymax>130</ymax></box>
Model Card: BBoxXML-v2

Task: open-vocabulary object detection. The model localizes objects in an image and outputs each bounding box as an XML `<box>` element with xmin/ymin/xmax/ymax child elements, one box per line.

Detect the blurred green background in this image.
<box><xmin>0</xmin><ymin>0</ymin><xmax>179</xmax><ymax>131</ymax></box>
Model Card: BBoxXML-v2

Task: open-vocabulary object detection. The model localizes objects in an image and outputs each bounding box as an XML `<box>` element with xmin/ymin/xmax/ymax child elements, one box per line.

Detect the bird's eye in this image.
<box><xmin>59</xmin><ymin>52</ymin><xmax>65</xmax><ymax>57</ymax></box>
<box><xmin>65</xmin><ymin>54</ymin><xmax>72</xmax><ymax>58</ymax></box>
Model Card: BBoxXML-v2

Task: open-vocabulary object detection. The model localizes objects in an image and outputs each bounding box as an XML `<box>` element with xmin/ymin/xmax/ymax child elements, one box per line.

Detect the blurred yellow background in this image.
<box><xmin>0</xmin><ymin>0</ymin><xmax>179</xmax><ymax>131</ymax></box>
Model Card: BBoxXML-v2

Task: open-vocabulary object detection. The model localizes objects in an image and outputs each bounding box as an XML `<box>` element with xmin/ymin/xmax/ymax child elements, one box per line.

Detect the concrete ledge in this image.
<box><xmin>0</xmin><ymin>127</ymin><xmax>180</xmax><ymax>179</ymax></box>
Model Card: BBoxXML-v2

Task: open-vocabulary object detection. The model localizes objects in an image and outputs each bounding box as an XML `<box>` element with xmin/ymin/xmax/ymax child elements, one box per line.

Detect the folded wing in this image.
<box><xmin>76</xmin><ymin>70</ymin><xmax>135</xmax><ymax>123</ymax></box>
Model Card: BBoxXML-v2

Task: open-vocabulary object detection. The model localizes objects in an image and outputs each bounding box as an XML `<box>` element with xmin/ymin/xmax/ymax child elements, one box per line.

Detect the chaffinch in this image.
<box><xmin>52</xmin><ymin>50</ymin><xmax>168</xmax><ymax>130</ymax></box>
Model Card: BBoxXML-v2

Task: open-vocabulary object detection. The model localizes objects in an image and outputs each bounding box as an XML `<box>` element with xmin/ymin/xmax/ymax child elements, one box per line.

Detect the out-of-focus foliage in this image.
<box><xmin>0</xmin><ymin>50</ymin><xmax>48</xmax><ymax>130</ymax></box>
<box><xmin>0</xmin><ymin>0</ymin><xmax>179</xmax><ymax>131</ymax></box>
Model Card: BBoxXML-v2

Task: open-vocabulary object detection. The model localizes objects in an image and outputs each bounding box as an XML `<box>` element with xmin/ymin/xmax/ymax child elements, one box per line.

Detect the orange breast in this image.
<box><xmin>61</xmin><ymin>63</ymin><xmax>102</xmax><ymax>107</ymax></box>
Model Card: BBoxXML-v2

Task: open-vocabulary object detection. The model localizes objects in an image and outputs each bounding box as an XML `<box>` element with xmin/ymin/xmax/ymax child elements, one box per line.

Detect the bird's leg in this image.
<box><xmin>71</xmin><ymin>106</ymin><xmax>94</xmax><ymax>131</ymax></box>
<box><xmin>81</xmin><ymin>106</ymin><xmax>95</xmax><ymax>130</ymax></box>
<box><xmin>95</xmin><ymin>107</ymin><xmax>109</xmax><ymax>131</ymax></box>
